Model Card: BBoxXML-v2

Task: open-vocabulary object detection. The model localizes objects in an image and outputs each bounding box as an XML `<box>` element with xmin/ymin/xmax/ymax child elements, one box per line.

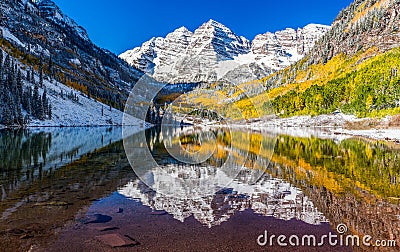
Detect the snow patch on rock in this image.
<box><xmin>0</xmin><ymin>26</ymin><xmax>25</xmax><ymax>48</ymax></box>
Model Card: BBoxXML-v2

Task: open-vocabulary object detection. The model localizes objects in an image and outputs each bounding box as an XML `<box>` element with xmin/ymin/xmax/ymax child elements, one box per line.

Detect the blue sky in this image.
<box><xmin>53</xmin><ymin>0</ymin><xmax>353</xmax><ymax>55</ymax></box>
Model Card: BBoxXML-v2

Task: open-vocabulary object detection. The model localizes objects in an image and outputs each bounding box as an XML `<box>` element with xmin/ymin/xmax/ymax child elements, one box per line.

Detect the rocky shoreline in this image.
<box><xmin>247</xmin><ymin>113</ymin><xmax>400</xmax><ymax>143</ymax></box>
<box><xmin>179</xmin><ymin>113</ymin><xmax>400</xmax><ymax>144</ymax></box>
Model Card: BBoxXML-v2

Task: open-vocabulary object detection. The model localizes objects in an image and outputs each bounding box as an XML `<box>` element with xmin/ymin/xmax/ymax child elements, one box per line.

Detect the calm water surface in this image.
<box><xmin>0</xmin><ymin>127</ymin><xmax>399</xmax><ymax>251</ymax></box>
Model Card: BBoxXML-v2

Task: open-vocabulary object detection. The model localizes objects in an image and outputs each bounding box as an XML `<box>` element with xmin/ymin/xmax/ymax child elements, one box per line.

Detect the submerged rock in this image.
<box><xmin>92</xmin><ymin>226</ymin><xmax>119</xmax><ymax>232</ymax></box>
<box><xmin>95</xmin><ymin>233</ymin><xmax>139</xmax><ymax>248</ymax></box>
<box><xmin>150</xmin><ymin>210</ymin><xmax>167</xmax><ymax>215</ymax></box>
<box><xmin>34</xmin><ymin>201</ymin><xmax>71</xmax><ymax>207</ymax></box>
<box><xmin>84</xmin><ymin>214</ymin><xmax>112</xmax><ymax>224</ymax></box>
<box><xmin>19</xmin><ymin>234</ymin><xmax>34</xmax><ymax>239</ymax></box>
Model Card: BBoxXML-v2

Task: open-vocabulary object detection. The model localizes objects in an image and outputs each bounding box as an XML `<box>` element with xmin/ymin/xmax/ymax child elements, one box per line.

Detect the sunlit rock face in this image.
<box><xmin>120</xmin><ymin>20</ymin><xmax>329</xmax><ymax>84</ymax></box>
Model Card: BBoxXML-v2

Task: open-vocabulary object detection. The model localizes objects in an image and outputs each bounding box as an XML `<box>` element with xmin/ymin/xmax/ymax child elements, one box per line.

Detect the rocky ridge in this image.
<box><xmin>120</xmin><ymin>20</ymin><xmax>330</xmax><ymax>84</ymax></box>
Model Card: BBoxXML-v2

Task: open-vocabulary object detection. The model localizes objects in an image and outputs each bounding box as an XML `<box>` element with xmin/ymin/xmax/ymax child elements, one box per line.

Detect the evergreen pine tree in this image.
<box><xmin>3</xmin><ymin>55</ymin><xmax>10</xmax><ymax>73</ymax></box>
<box><xmin>48</xmin><ymin>56</ymin><xmax>53</xmax><ymax>78</ymax></box>
<box><xmin>3</xmin><ymin>106</ymin><xmax>12</xmax><ymax>126</ymax></box>
<box><xmin>39</xmin><ymin>62</ymin><xmax>43</xmax><ymax>88</ymax></box>
<box><xmin>26</xmin><ymin>97</ymin><xmax>31</xmax><ymax>115</ymax></box>
<box><xmin>33</xmin><ymin>84</ymin><xmax>39</xmax><ymax>117</ymax></box>
<box><xmin>38</xmin><ymin>95</ymin><xmax>44</xmax><ymax>120</ymax></box>
<box><xmin>17</xmin><ymin>105</ymin><xmax>23</xmax><ymax>126</ymax></box>
<box><xmin>42</xmin><ymin>88</ymin><xmax>48</xmax><ymax>116</ymax></box>
<box><xmin>31</xmin><ymin>71</ymin><xmax>35</xmax><ymax>85</ymax></box>
<box><xmin>16</xmin><ymin>70</ymin><xmax>23</xmax><ymax>100</ymax></box>
<box><xmin>48</xmin><ymin>104</ymin><xmax>52</xmax><ymax>119</ymax></box>
<box><xmin>0</xmin><ymin>50</ymin><xmax>3</xmax><ymax>78</ymax></box>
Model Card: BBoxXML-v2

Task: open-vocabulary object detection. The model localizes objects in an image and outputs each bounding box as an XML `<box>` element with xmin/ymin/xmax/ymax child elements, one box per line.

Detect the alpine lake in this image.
<box><xmin>0</xmin><ymin>126</ymin><xmax>399</xmax><ymax>251</ymax></box>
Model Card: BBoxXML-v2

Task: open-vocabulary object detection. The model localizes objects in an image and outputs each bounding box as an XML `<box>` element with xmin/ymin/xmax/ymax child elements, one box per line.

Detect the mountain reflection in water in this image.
<box><xmin>0</xmin><ymin>126</ymin><xmax>399</xmax><ymax>251</ymax></box>
<box><xmin>120</xmin><ymin>126</ymin><xmax>400</xmax><ymax>248</ymax></box>
<box><xmin>121</xmin><ymin>126</ymin><xmax>327</xmax><ymax>227</ymax></box>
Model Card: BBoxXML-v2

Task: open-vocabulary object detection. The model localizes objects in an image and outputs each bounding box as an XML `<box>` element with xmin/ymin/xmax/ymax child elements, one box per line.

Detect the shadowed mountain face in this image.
<box><xmin>0</xmin><ymin>0</ymin><xmax>144</xmax><ymax>112</ymax></box>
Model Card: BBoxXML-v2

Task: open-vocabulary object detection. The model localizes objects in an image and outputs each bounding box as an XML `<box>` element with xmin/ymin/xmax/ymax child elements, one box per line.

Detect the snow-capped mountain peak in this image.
<box><xmin>120</xmin><ymin>21</ymin><xmax>330</xmax><ymax>84</ymax></box>
<box><xmin>200</xmin><ymin>19</ymin><xmax>231</xmax><ymax>30</ymax></box>
<box><xmin>171</xmin><ymin>26</ymin><xmax>191</xmax><ymax>34</ymax></box>
<box><xmin>187</xmin><ymin>19</ymin><xmax>250</xmax><ymax>61</ymax></box>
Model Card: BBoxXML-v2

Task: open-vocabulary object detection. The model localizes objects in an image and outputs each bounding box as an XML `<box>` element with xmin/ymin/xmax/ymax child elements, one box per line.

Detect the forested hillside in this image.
<box><xmin>0</xmin><ymin>50</ymin><xmax>52</xmax><ymax>125</ymax></box>
<box><xmin>225</xmin><ymin>0</ymin><xmax>400</xmax><ymax>119</ymax></box>
<box><xmin>0</xmin><ymin>0</ymin><xmax>144</xmax><ymax>126</ymax></box>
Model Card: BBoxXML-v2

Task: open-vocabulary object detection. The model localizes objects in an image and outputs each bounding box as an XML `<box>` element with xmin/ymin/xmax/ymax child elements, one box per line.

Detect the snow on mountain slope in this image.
<box><xmin>2</xmin><ymin>0</ymin><xmax>143</xmax><ymax>104</ymax></box>
<box><xmin>28</xmin><ymin>76</ymin><xmax>143</xmax><ymax>127</ymax></box>
<box><xmin>120</xmin><ymin>20</ymin><xmax>330</xmax><ymax>84</ymax></box>
<box><xmin>0</xmin><ymin>0</ymin><xmax>145</xmax><ymax>127</ymax></box>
